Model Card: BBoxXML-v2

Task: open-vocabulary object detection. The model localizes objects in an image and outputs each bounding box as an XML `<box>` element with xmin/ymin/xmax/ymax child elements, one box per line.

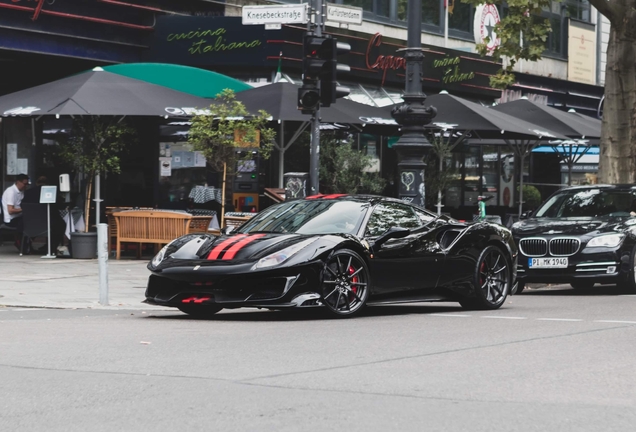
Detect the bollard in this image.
<box><xmin>97</xmin><ymin>223</ymin><xmax>109</xmax><ymax>305</ymax></box>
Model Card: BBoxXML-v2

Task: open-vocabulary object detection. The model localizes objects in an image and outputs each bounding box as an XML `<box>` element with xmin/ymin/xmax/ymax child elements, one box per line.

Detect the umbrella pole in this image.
<box><xmin>437</xmin><ymin>156</ymin><xmax>443</xmax><ymax>215</ymax></box>
<box><xmin>278</xmin><ymin>121</ymin><xmax>285</xmax><ymax>188</ymax></box>
<box><xmin>221</xmin><ymin>162</ymin><xmax>226</xmax><ymax>229</ymax></box>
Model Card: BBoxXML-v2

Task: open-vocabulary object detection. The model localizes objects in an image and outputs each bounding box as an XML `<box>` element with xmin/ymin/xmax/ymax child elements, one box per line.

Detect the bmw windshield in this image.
<box><xmin>533</xmin><ymin>189</ymin><xmax>636</xmax><ymax>218</ymax></box>
<box><xmin>236</xmin><ymin>200</ymin><xmax>370</xmax><ymax>235</ymax></box>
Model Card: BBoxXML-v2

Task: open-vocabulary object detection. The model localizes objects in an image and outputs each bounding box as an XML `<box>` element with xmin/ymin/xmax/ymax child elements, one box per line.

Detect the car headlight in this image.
<box><xmin>586</xmin><ymin>234</ymin><xmax>624</xmax><ymax>248</ymax></box>
<box><xmin>151</xmin><ymin>245</ymin><xmax>169</xmax><ymax>267</ymax></box>
<box><xmin>251</xmin><ymin>238</ymin><xmax>317</xmax><ymax>270</ymax></box>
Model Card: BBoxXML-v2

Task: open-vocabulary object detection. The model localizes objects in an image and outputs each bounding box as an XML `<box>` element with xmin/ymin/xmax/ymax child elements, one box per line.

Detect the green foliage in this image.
<box><xmin>462</xmin><ymin>0</ymin><xmax>554</xmax><ymax>89</ymax></box>
<box><xmin>188</xmin><ymin>89</ymin><xmax>276</xmax><ymax>172</ymax></box>
<box><xmin>56</xmin><ymin>117</ymin><xmax>136</xmax><ymax>179</ymax></box>
<box><xmin>424</xmin><ymin>134</ymin><xmax>458</xmax><ymax>209</ymax></box>
<box><xmin>519</xmin><ymin>184</ymin><xmax>542</xmax><ymax>210</ymax></box>
<box><xmin>56</xmin><ymin>116</ymin><xmax>137</xmax><ymax>232</ymax></box>
<box><xmin>319</xmin><ymin>133</ymin><xmax>386</xmax><ymax>194</ymax></box>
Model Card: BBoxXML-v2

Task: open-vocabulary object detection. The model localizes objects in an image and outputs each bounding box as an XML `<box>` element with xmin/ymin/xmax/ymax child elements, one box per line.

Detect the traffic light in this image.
<box><xmin>319</xmin><ymin>38</ymin><xmax>351</xmax><ymax>107</ymax></box>
<box><xmin>298</xmin><ymin>34</ymin><xmax>329</xmax><ymax>113</ymax></box>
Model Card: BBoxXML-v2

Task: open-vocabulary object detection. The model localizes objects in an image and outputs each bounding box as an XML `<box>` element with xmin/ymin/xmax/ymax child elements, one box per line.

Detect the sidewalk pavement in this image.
<box><xmin>0</xmin><ymin>244</ymin><xmax>167</xmax><ymax>310</ymax></box>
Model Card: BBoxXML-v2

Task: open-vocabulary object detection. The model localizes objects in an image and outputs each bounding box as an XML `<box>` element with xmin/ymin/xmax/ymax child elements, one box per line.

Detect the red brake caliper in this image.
<box><xmin>480</xmin><ymin>262</ymin><xmax>486</xmax><ymax>287</ymax></box>
<box><xmin>348</xmin><ymin>266</ymin><xmax>358</xmax><ymax>300</ymax></box>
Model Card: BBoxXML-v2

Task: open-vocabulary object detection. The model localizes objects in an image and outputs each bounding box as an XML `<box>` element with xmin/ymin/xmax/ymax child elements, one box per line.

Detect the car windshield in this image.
<box><xmin>236</xmin><ymin>200</ymin><xmax>370</xmax><ymax>235</ymax></box>
<box><xmin>533</xmin><ymin>189</ymin><xmax>636</xmax><ymax>218</ymax></box>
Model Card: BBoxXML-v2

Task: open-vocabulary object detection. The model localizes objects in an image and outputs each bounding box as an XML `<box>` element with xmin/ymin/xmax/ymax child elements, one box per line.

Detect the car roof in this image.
<box><xmin>558</xmin><ymin>184</ymin><xmax>636</xmax><ymax>192</ymax></box>
<box><xmin>303</xmin><ymin>194</ymin><xmax>414</xmax><ymax>206</ymax></box>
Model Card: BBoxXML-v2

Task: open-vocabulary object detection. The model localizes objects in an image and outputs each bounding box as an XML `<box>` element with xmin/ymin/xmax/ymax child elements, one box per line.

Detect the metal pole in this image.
<box><xmin>518</xmin><ymin>153</ymin><xmax>525</xmax><ymax>217</ymax></box>
<box><xmin>391</xmin><ymin>0</ymin><xmax>436</xmax><ymax>206</ymax></box>
<box><xmin>41</xmin><ymin>203</ymin><xmax>56</xmax><ymax>259</ymax></box>
<box><xmin>309</xmin><ymin>0</ymin><xmax>323</xmax><ymax>194</ymax></box>
<box><xmin>437</xmin><ymin>156</ymin><xmax>443</xmax><ymax>215</ymax></box>
<box><xmin>97</xmin><ymin>223</ymin><xmax>109</xmax><ymax>305</ymax></box>
<box><xmin>94</xmin><ymin>172</ymin><xmax>101</xmax><ymax>225</ymax></box>
<box><xmin>278</xmin><ymin>121</ymin><xmax>285</xmax><ymax>188</ymax></box>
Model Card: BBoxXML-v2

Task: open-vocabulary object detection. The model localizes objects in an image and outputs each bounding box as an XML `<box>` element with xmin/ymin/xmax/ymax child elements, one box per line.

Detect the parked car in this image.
<box><xmin>145</xmin><ymin>194</ymin><xmax>517</xmax><ymax>317</ymax></box>
<box><xmin>512</xmin><ymin>184</ymin><xmax>636</xmax><ymax>293</ymax></box>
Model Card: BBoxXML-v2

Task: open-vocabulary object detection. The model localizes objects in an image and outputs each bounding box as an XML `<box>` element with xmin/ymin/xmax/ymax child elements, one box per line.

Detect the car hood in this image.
<box><xmin>162</xmin><ymin>232</ymin><xmax>342</xmax><ymax>264</ymax></box>
<box><xmin>512</xmin><ymin>217</ymin><xmax>627</xmax><ymax>236</ymax></box>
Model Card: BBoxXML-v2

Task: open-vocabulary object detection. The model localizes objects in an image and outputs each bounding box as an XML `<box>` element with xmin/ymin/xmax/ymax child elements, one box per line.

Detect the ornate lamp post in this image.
<box><xmin>391</xmin><ymin>0</ymin><xmax>437</xmax><ymax>206</ymax></box>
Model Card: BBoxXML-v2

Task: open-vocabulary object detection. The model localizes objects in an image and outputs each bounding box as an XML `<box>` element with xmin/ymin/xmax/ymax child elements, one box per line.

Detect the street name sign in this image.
<box><xmin>326</xmin><ymin>3</ymin><xmax>363</xmax><ymax>25</ymax></box>
<box><xmin>242</xmin><ymin>4</ymin><xmax>309</xmax><ymax>25</ymax></box>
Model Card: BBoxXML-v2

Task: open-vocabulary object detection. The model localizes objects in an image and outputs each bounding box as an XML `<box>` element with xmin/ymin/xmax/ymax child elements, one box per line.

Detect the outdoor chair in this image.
<box><xmin>0</xmin><ymin>204</ymin><xmax>18</xmax><ymax>246</ymax></box>
<box><xmin>19</xmin><ymin>202</ymin><xmax>49</xmax><ymax>256</ymax></box>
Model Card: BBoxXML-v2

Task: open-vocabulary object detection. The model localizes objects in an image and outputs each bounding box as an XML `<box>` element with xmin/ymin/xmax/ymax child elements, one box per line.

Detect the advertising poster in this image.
<box><xmin>6</xmin><ymin>143</ymin><xmax>17</xmax><ymax>175</ymax></box>
<box><xmin>159</xmin><ymin>157</ymin><xmax>172</xmax><ymax>176</ymax></box>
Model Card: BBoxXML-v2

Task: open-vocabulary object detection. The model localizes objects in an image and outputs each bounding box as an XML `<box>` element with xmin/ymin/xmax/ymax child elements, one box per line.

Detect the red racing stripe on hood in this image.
<box><xmin>221</xmin><ymin>234</ymin><xmax>267</xmax><ymax>260</ymax></box>
<box><xmin>207</xmin><ymin>235</ymin><xmax>247</xmax><ymax>260</ymax></box>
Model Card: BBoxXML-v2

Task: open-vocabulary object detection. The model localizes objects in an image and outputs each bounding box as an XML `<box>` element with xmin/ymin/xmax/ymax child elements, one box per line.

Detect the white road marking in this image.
<box><xmin>536</xmin><ymin>318</ymin><xmax>583</xmax><ymax>322</ymax></box>
<box><xmin>430</xmin><ymin>313</ymin><xmax>472</xmax><ymax>317</ymax></box>
<box><xmin>481</xmin><ymin>316</ymin><xmax>527</xmax><ymax>320</ymax></box>
<box><xmin>593</xmin><ymin>320</ymin><xmax>636</xmax><ymax>324</ymax></box>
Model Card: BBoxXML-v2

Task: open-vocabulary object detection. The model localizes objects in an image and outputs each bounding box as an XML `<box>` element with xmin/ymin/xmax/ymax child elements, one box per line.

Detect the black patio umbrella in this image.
<box><xmin>0</xmin><ymin>67</ymin><xmax>213</xmax><ymax>117</ymax></box>
<box><xmin>0</xmin><ymin>67</ymin><xmax>214</xmax><ymax>225</ymax></box>
<box><xmin>233</xmin><ymin>82</ymin><xmax>397</xmax><ymax>125</ymax></box>
<box><xmin>231</xmin><ymin>82</ymin><xmax>398</xmax><ymax>187</ymax></box>
<box><xmin>385</xmin><ymin>92</ymin><xmax>569</xmax><ymax>216</ymax></box>
<box><xmin>490</xmin><ymin>98</ymin><xmax>600</xmax><ymax>139</ymax></box>
<box><xmin>491</xmin><ymin>98</ymin><xmax>602</xmax><ymax>186</ymax></box>
<box><xmin>385</xmin><ymin>92</ymin><xmax>566</xmax><ymax>140</ymax></box>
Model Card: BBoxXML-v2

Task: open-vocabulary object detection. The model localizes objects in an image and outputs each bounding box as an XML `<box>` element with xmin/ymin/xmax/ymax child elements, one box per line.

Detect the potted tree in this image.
<box><xmin>56</xmin><ymin>116</ymin><xmax>136</xmax><ymax>258</ymax></box>
<box><xmin>188</xmin><ymin>90</ymin><xmax>275</xmax><ymax>227</ymax></box>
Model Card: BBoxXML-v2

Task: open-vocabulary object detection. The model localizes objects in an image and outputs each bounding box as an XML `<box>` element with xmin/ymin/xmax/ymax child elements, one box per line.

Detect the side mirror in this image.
<box><xmin>371</xmin><ymin>226</ymin><xmax>410</xmax><ymax>251</ymax></box>
<box><xmin>222</xmin><ymin>225</ymin><xmax>236</xmax><ymax>235</ymax></box>
<box><xmin>519</xmin><ymin>211</ymin><xmax>532</xmax><ymax>220</ymax></box>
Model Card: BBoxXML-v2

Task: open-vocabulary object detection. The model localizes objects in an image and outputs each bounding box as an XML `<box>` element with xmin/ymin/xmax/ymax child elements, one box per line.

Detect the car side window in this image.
<box><xmin>413</xmin><ymin>208</ymin><xmax>436</xmax><ymax>225</ymax></box>
<box><xmin>366</xmin><ymin>203</ymin><xmax>421</xmax><ymax>237</ymax></box>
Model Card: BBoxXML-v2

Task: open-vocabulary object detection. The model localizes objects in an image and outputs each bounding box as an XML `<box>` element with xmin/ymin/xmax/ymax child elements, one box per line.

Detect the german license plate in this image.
<box><xmin>529</xmin><ymin>257</ymin><xmax>568</xmax><ymax>268</ymax></box>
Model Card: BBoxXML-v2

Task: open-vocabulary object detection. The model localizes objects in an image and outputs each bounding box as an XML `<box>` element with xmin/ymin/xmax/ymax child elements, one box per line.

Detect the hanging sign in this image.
<box><xmin>242</xmin><ymin>4</ymin><xmax>308</xmax><ymax>25</ymax></box>
<box><xmin>473</xmin><ymin>4</ymin><xmax>501</xmax><ymax>55</ymax></box>
<box><xmin>326</xmin><ymin>3</ymin><xmax>363</xmax><ymax>25</ymax></box>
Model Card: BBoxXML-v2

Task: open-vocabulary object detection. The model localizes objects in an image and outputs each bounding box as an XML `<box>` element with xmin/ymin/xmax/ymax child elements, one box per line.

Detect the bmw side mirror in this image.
<box><xmin>371</xmin><ymin>226</ymin><xmax>410</xmax><ymax>251</ymax></box>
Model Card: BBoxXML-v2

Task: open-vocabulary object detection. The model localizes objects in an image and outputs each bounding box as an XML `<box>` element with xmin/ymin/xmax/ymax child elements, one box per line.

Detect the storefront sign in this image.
<box><xmin>568</xmin><ymin>19</ymin><xmax>596</xmax><ymax>85</ymax></box>
<box><xmin>148</xmin><ymin>17</ymin><xmax>502</xmax><ymax>97</ymax></box>
<box><xmin>560</xmin><ymin>164</ymin><xmax>598</xmax><ymax>172</ymax></box>
<box><xmin>473</xmin><ymin>4</ymin><xmax>501</xmax><ymax>55</ymax></box>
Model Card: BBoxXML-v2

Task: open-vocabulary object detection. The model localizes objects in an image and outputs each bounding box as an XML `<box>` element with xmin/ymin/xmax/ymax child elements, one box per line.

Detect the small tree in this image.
<box><xmin>56</xmin><ymin>116</ymin><xmax>136</xmax><ymax>232</ymax></box>
<box><xmin>188</xmin><ymin>90</ymin><xmax>275</xmax><ymax>217</ymax></box>
<box><xmin>319</xmin><ymin>133</ymin><xmax>386</xmax><ymax>194</ymax></box>
<box><xmin>425</xmin><ymin>133</ymin><xmax>459</xmax><ymax>213</ymax></box>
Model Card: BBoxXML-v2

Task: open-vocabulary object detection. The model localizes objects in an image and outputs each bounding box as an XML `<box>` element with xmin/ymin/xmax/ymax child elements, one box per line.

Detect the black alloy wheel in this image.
<box><xmin>461</xmin><ymin>245</ymin><xmax>511</xmax><ymax>310</ymax></box>
<box><xmin>321</xmin><ymin>249</ymin><xmax>370</xmax><ymax>317</ymax></box>
<box><xmin>178</xmin><ymin>305</ymin><xmax>223</xmax><ymax>318</ymax></box>
<box><xmin>618</xmin><ymin>246</ymin><xmax>636</xmax><ymax>294</ymax></box>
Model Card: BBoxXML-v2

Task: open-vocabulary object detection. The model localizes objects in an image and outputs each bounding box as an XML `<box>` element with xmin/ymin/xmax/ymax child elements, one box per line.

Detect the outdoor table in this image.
<box><xmin>188</xmin><ymin>185</ymin><xmax>222</xmax><ymax>204</ymax></box>
<box><xmin>59</xmin><ymin>208</ymin><xmax>85</xmax><ymax>239</ymax></box>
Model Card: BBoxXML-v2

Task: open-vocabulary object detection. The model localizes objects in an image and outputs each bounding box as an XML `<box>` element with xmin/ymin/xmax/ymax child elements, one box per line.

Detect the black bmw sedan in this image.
<box><xmin>146</xmin><ymin>195</ymin><xmax>517</xmax><ymax>317</ymax></box>
<box><xmin>512</xmin><ymin>185</ymin><xmax>636</xmax><ymax>293</ymax></box>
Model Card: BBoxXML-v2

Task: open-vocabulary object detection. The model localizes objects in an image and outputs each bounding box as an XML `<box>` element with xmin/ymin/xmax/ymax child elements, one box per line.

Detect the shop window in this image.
<box><xmin>482</xmin><ymin>146</ymin><xmax>499</xmax><ymax>206</ymax></box>
<box><xmin>397</xmin><ymin>0</ymin><xmax>440</xmax><ymax>26</ymax></box>
<box><xmin>448</xmin><ymin>1</ymin><xmax>472</xmax><ymax>33</ymax></box>
<box><xmin>563</xmin><ymin>0</ymin><xmax>591</xmax><ymax>22</ymax></box>
<box><xmin>463</xmin><ymin>146</ymin><xmax>480</xmax><ymax>207</ymax></box>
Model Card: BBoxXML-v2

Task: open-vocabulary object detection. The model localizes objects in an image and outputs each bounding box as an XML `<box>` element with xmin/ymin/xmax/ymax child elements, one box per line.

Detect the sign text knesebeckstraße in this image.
<box><xmin>242</xmin><ymin>4</ymin><xmax>308</xmax><ymax>25</ymax></box>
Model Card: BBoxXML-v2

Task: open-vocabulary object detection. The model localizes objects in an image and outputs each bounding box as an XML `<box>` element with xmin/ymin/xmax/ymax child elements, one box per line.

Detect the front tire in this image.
<box><xmin>460</xmin><ymin>245</ymin><xmax>511</xmax><ymax>310</ymax></box>
<box><xmin>178</xmin><ymin>305</ymin><xmax>223</xmax><ymax>318</ymax></box>
<box><xmin>618</xmin><ymin>247</ymin><xmax>636</xmax><ymax>294</ymax></box>
<box><xmin>321</xmin><ymin>249</ymin><xmax>370</xmax><ymax>317</ymax></box>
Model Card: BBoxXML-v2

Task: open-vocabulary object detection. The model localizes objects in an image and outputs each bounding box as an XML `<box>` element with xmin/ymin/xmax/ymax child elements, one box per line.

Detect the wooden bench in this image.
<box><xmin>112</xmin><ymin>210</ymin><xmax>212</xmax><ymax>259</ymax></box>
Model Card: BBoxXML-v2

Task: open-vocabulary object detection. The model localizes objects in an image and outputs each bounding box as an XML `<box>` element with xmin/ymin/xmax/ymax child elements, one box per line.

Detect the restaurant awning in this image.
<box><xmin>102</xmin><ymin>63</ymin><xmax>253</xmax><ymax>98</ymax></box>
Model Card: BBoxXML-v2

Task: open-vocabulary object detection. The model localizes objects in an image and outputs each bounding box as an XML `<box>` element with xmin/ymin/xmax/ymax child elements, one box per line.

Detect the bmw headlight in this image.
<box><xmin>151</xmin><ymin>245</ymin><xmax>169</xmax><ymax>267</ymax></box>
<box><xmin>251</xmin><ymin>238</ymin><xmax>317</xmax><ymax>270</ymax></box>
<box><xmin>586</xmin><ymin>234</ymin><xmax>624</xmax><ymax>248</ymax></box>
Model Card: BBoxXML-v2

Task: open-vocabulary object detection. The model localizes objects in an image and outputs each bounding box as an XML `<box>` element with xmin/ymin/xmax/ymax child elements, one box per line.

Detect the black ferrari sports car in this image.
<box><xmin>512</xmin><ymin>184</ymin><xmax>636</xmax><ymax>293</ymax></box>
<box><xmin>145</xmin><ymin>195</ymin><xmax>517</xmax><ymax>317</ymax></box>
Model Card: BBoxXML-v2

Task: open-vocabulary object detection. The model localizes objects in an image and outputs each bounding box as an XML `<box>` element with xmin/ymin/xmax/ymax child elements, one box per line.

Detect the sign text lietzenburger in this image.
<box><xmin>326</xmin><ymin>4</ymin><xmax>363</xmax><ymax>25</ymax></box>
<box><xmin>242</xmin><ymin>4</ymin><xmax>308</xmax><ymax>25</ymax></box>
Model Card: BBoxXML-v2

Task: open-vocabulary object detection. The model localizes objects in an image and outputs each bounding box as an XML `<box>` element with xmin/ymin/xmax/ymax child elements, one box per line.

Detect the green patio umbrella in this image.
<box><xmin>102</xmin><ymin>63</ymin><xmax>252</xmax><ymax>98</ymax></box>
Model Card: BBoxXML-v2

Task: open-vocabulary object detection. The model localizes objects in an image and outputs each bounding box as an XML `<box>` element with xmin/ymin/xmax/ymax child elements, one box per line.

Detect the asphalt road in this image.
<box><xmin>1</xmin><ymin>285</ymin><xmax>635</xmax><ymax>432</ymax></box>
